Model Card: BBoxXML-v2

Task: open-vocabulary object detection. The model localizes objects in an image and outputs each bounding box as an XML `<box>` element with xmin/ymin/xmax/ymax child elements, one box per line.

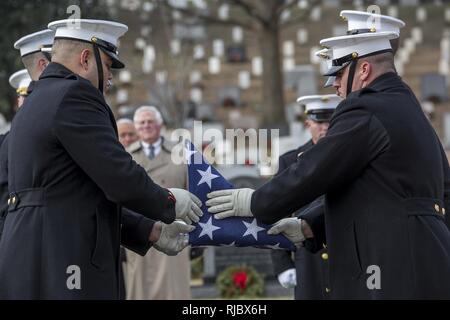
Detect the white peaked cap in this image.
<box><xmin>297</xmin><ymin>94</ymin><xmax>342</xmax><ymax>113</ymax></box>
<box><xmin>48</xmin><ymin>19</ymin><xmax>128</xmax><ymax>68</ymax></box>
<box><xmin>14</xmin><ymin>29</ymin><xmax>55</xmax><ymax>57</ymax></box>
<box><xmin>9</xmin><ymin>69</ymin><xmax>32</xmax><ymax>96</ymax></box>
<box><xmin>315</xmin><ymin>48</ymin><xmax>335</xmax><ymax>88</ymax></box>
<box><xmin>320</xmin><ymin>32</ymin><xmax>398</xmax><ymax>76</ymax></box>
<box><xmin>340</xmin><ymin>10</ymin><xmax>405</xmax><ymax>36</ymax></box>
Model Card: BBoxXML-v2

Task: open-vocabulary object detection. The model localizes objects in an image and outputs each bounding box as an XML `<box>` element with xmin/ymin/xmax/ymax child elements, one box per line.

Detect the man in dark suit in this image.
<box><xmin>207</xmin><ymin>31</ymin><xmax>450</xmax><ymax>299</ymax></box>
<box><xmin>271</xmin><ymin>95</ymin><xmax>341</xmax><ymax>299</ymax></box>
<box><xmin>0</xmin><ymin>19</ymin><xmax>202</xmax><ymax>299</ymax></box>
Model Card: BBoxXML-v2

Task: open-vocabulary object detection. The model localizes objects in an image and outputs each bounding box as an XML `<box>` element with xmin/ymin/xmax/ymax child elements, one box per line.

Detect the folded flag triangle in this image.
<box><xmin>185</xmin><ymin>140</ymin><xmax>296</xmax><ymax>251</ymax></box>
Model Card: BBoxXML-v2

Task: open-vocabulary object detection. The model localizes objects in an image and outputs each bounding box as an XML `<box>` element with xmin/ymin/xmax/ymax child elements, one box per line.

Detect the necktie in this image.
<box><xmin>148</xmin><ymin>145</ymin><xmax>155</xmax><ymax>160</ymax></box>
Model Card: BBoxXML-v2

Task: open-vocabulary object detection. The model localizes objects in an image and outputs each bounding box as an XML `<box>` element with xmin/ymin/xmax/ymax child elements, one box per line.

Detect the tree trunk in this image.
<box><xmin>259</xmin><ymin>24</ymin><xmax>286</xmax><ymax>126</ymax></box>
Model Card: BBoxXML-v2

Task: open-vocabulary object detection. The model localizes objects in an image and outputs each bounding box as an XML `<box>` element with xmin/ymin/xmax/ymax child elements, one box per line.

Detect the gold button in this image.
<box><xmin>435</xmin><ymin>204</ymin><xmax>440</xmax><ymax>213</ymax></box>
<box><xmin>321</xmin><ymin>253</ymin><xmax>329</xmax><ymax>261</ymax></box>
<box><xmin>325</xmin><ymin>287</ymin><xmax>331</xmax><ymax>293</ymax></box>
<box><xmin>443</xmin><ymin>208</ymin><xmax>446</xmax><ymax>215</ymax></box>
<box><xmin>12</xmin><ymin>196</ymin><xmax>16</xmax><ymax>204</ymax></box>
<box><xmin>7</xmin><ymin>198</ymin><xmax>10</xmax><ymax>205</ymax></box>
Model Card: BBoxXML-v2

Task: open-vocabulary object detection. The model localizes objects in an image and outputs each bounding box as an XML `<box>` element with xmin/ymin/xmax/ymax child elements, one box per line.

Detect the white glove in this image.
<box><xmin>168</xmin><ymin>188</ymin><xmax>203</xmax><ymax>224</ymax></box>
<box><xmin>268</xmin><ymin>218</ymin><xmax>305</xmax><ymax>249</ymax></box>
<box><xmin>206</xmin><ymin>188</ymin><xmax>254</xmax><ymax>219</ymax></box>
<box><xmin>153</xmin><ymin>221</ymin><xmax>195</xmax><ymax>256</ymax></box>
<box><xmin>278</xmin><ymin>268</ymin><xmax>297</xmax><ymax>289</ymax></box>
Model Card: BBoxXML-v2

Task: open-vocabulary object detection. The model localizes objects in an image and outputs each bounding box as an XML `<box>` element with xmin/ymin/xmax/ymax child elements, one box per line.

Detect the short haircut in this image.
<box><xmin>22</xmin><ymin>52</ymin><xmax>48</xmax><ymax>78</ymax></box>
<box><xmin>116</xmin><ymin>118</ymin><xmax>134</xmax><ymax>126</ymax></box>
<box><xmin>360</xmin><ymin>51</ymin><xmax>396</xmax><ymax>73</ymax></box>
<box><xmin>133</xmin><ymin>106</ymin><xmax>163</xmax><ymax>125</ymax></box>
<box><xmin>51</xmin><ymin>39</ymin><xmax>92</xmax><ymax>63</ymax></box>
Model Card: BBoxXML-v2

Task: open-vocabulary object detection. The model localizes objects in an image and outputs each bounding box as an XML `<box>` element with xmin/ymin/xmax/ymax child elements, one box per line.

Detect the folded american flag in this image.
<box><xmin>185</xmin><ymin>140</ymin><xmax>296</xmax><ymax>251</ymax></box>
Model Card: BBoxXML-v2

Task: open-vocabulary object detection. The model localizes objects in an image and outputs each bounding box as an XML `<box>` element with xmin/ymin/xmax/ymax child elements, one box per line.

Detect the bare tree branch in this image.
<box><xmin>225</xmin><ymin>0</ymin><xmax>268</xmax><ymax>26</ymax></box>
<box><xmin>160</xmin><ymin>1</ymin><xmax>257</xmax><ymax>31</ymax></box>
<box><xmin>279</xmin><ymin>0</ymin><xmax>321</xmax><ymax>29</ymax></box>
<box><xmin>276</xmin><ymin>0</ymin><xmax>299</xmax><ymax>17</ymax></box>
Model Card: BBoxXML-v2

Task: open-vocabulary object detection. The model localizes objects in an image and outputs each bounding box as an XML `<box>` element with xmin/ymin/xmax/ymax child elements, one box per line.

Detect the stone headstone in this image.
<box><xmin>174</xmin><ymin>23</ymin><xmax>206</xmax><ymax>41</ymax></box>
<box><xmin>446</xmin><ymin>8</ymin><xmax>450</xmax><ymax>23</ymax></box>
<box><xmin>226</xmin><ymin>46</ymin><xmax>246</xmax><ymax>63</ymax></box>
<box><xmin>213</xmin><ymin>39</ymin><xmax>225</xmax><ymax>57</ymax></box>
<box><xmin>232</xmin><ymin>26</ymin><xmax>244</xmax><ymax>43</ymax></box>
<box><xmin>412</xmin><ymin>27</ymin><xmax>423</xmax><ymax>44</ymax></box>
<box><xmin>135</xmin><ymin>38</ymin><xmax>146</xmax><ymax>50</ymax></box>
<box><xmin>310</xmin><ymin>6</ymin><xmax>322</xmax><ymax>22</ymax></box>
<box><xmin>142</xmin><ymin>1</ymin><xmax>154</xmax><ymax>12</ymax></box>
<box><xmin>218</xmin><ymin>86</ymin><xmax>241</xmax><ymax>107</ymax></box>
<box><xmin>156</xmin><ymin>71</ymin><xmax>168</xmax><ymax>84</ymax></box>
<box><xmin>238</xmin><ymin>71</ymin><xmax>251</xmax><ymax>90</ymax></box>
<box><xmin>168</xmin><ymin>0</ymin><xmax>188</xmax><ymax>8</ymax></box>
<box><xmin>421</xmin><ymin>73</ymin><xmax>448</xmax><ymax>102</ymax></box>
<box><xmin>193</xmin><ymin>45</ymin><xmax>205</xmax><ymax>60</ymax></box>
<box><xmin>170</xmin><ymin>39</ymin><xmax>181</xmax><ymax>55</ymax></box>
<box><xmin>416</xmin><ymin>7</ymin><xmax>427</xmax><ymax>23</ymax></box>
<box><xmin>196</xmin><ymin>103</ymin><xmax>214</xmax><ymax>121</ymax></box>
<box><xmin>209</xmin><ymin>57</ymin><xmax>221</xmax><ymax>74</ymax></box>
<box><xmin>443</xmin><ymin>113</ymin><xmax>450</xmax><ymax>147</ymax></box>
<box><xmin>297</xmin><ymin>29</ymin><xmax>308</xmax><ymax>44</ymax></box>
<box><xmin>280</xmin><ymin>9</ymin><xmax>291</xmax><ymax>22</ymax></box>
<box><xmin>214</xmin><ymin>247</ymin><xmax>276</xmax><ymax>278</ymax></box>
<box><xmin>283</xmin><ymin>41</ymin><xmax>295</xmax><ymax>57</ymax></box>
<box><xmin>400</xmin><ymin>0</ymin><xmax>419</xmax><ymax>5</ymax></box>
<box><xmin>190</xmin><ymin>70</ymin><xmax>202</xmax><ymax>84</ymax></box>
<box><xmin>252</xmin><ymin>57</ymin><xmax>263</xmax><ymax>76</ymax></box>
<box><xmin>387</xmin><ymin>6</ymin><xmax>398</xmax><ymax>18</ymax></box>
<box><xmin>116</xmin><ymin>89</ymin><xmax>128</xmax><ymax>104</ymax></box>
<box><xmin>298</xmin><ymin>0</ymin><xmax>308</xmax><ymax>9</ymax></box>
<box><xmin>218</xmin><ymin>4</ymin><xmax>230</xmax><ymax>20</ymax></box>
<box><xmin>140</xmin><ymin>26</ymin><xmax>151</xmax><ymax>37</ymax></box>
<box><xmin>283</xmin><ymin>58</ymin><xmax>296</xmax><ymax>72</ymax></box>
<box><xmin>119</xmin><ymin>70</ymin><xmax>132</xmax><ymax>84</ymax></box>
<box><xmin>284</xmin><ymin>65</ymin><xmax>316</xmax><ymax>91</ymax></box>
<box><xmin>190</xmin><ymin>88</ymin><xmax>203</xmax><ymax>104</ymax></box>
<box><xmin>323</xmin><ymin>0</ymin><xmax>340</xmax><ymax>7</ymax></box>
<box><xmin>295</xmin><ymin>67</ymin><xmax>318</xmax><ymax>97</ymax></box>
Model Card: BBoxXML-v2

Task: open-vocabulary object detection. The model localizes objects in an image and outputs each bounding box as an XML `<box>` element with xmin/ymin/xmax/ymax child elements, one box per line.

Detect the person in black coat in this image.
<box><xmin>207</xmin><ymin>32</ymin><xmax>450</xmax><ymax>299</ymax></box>
<box><xmin>0</xmin><ymin>20</ymin><xmax>202</xmax><ymax>299</ymax></box>
<box><xmin>0</xmin><ymin>30</ymin><xmax>55</xmax><ymax>241</ymax></box>
<box><xmin>271</xmin><ymin>95</ymin><xmax>341</xmax><ymax>299</ymax></box>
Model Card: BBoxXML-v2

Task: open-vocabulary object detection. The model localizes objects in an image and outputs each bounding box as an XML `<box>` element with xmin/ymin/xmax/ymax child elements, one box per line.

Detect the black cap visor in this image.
<box><xmin>100</xmin><ymin>48</ymin><xmax>125</xmax><ymax>69</ymax></box>
<box><xmin>307</xmin><ymin>110</ymin><xmax>335</xmax><ymax>122</ymax></box>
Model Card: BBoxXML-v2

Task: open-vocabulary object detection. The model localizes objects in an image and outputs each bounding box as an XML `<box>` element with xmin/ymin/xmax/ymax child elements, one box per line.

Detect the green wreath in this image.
<box><xmin>216</xmin><ymin>265</ymin><xmax>264</xmax><ymax>298</ymax></box>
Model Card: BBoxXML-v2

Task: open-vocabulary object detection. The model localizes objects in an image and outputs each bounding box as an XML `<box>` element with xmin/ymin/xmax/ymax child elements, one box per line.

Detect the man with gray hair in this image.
<box><xmin>117</xmin><ymin>118</ymin><xmax>138</xmax><ymax>148</ymax></box>
<box><xmin>123</xmin><ymin>106</ymin><xmax>192</xmax><ymax>300</ymax></box>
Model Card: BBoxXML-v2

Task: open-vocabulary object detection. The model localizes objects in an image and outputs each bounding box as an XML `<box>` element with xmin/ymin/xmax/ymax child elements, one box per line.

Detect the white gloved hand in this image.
<box><xmin>268</xmin><ymin>218</ymin><xmax>305</xmax><ymax>249</ymax></box>
<box><xmin>206</xmin><ymin>188</ymin><xmax>254</xmax><ymax>219</ymax></box>
<box><xmin>278</xmin><ymin>268</ymin><xmax>297</xmax><ymax>289</ymax></box>
<box><xmin>153</xmin><ymin>221</ymin><xmax>195</xmax><ymax>256</ymax></box>
<box><xmin>168</xmin><ymin>188</ymin><xmax>203</xmax><ymax>225</ymax></box>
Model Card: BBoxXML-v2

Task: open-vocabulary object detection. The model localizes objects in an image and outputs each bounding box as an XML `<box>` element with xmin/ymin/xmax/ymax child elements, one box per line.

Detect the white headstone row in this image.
<box><xmin>142</xmin><ymin>45</ymin><xmax>156</xmax><ymax>74</ymax></box>
<box><xmin>252</xmin><ymin>57</ymin><xmax>263</xmax><ymax>76</ymax></box>
<box><xmin>440</xmin><ymin>33</ymin><xmax>450</xmax><ymax>76</ymax></box>
<box><xmin>239</xmin><ymin>71</ymin><xmax>251</xmax><ymax>90</ymax></box>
